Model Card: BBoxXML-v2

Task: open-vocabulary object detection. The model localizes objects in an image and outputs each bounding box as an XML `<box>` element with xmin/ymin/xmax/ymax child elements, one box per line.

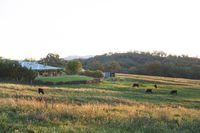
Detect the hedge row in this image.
<box><xmin>33</xmin><ymin>78</ymin><xmax>100</xmax><ymax>85</ymax></box>
<box><xmin>80</xmin><ymin>70</ymin><xmax>104</xmax><ymax>78</ymax></box>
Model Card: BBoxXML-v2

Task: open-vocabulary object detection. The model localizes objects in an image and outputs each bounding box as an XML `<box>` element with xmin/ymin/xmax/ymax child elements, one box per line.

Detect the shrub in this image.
<box><xmin>80</xmin><ymin>70</ymin><xmax>104</xmax><ymax>78</ymax></box>
<box><xmin>67</xmin><ymin>60</ymin><xmax>82</xmax><ymax>74</ymax></box>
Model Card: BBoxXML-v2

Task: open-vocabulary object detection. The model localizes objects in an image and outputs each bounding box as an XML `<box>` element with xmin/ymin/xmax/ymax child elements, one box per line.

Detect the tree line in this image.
<box><xmin>80</xmin><ymin>51</ymin><xmax>200</xmax><ymax>79</ymax></box>
<box><xmin>2</xmin><ymin>51</ymin><xmax>200</xmax><ymax>81</ymax></box>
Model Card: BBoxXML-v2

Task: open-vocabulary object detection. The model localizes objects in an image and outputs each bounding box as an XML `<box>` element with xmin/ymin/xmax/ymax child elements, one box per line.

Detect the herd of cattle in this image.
<box><xmin>38</xmin><ymin>84</ymin><xmax>178</xmax><ymax>95</ymax></box>
<box><xmin>132</xmin><ymin>83</ymin><xmax>178</xmax><ymax>94</ymax></box>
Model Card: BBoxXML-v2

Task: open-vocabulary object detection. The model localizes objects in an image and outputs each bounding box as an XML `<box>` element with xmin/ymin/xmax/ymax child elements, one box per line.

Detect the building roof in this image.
<box><xmin>19</xmin><ymin>61</ymin><xmax>62</xmax><ymax>70</ymax></box>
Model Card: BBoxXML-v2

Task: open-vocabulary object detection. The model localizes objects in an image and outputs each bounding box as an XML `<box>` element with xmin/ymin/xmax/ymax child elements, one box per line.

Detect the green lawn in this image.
<box><xmin>0</xmin><ymin>74</ymin><xmax>200</xmax><ymax>133</ymax></box>
<box><xmin>35</xmin><ymin>75</ymin><xmax>94</xmax><ymax>83</ymax></box>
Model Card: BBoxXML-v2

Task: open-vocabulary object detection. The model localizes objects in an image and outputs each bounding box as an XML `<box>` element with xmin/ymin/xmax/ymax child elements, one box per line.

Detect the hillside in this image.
<box><xmin>0</xmin><ymin>74</ymin><xmax>200</xmax><ymax>132</ymax></box>
<box><xmin>80</xmin><ymin>51</ymin><xmax>200</xmax><ymax>79</ymax></box>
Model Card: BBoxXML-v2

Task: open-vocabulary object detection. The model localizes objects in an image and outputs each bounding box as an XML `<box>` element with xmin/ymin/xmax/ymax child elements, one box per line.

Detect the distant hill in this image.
<box><xmin>80</xmin><ymin>51</ymin><xmax>200</xmax><ymax>79</ymax></box>
<box><xmin>64</xmin><ymin>55</ymin><xmax>94</xmax><ymax>60</ymax></box>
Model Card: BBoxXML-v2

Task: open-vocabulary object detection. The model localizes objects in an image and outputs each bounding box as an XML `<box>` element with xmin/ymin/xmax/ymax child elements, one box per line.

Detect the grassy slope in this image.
<box><xmin>35</xmin><ymin>75</ymin><xmax>94</xmax><ymax>83</ymax></box>
<box><xmin>0</xmin><ymin>74</ymin><xmax>200</xmax><ymax>133</ymax></box>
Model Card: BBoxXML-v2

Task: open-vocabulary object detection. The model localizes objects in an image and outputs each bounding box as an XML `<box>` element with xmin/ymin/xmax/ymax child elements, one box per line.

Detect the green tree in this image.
<box><xmin>90</xmin><ymin>61</ymin><xmax>104</xmax><ymax>71</ymax></box>
<box><xmin>0</xmin><ymin>58</ymin><xmax>37</xmax><ymax>82</ymax></box>
<box><xmin>39</xmin><ymin>53</ymin><xmax>67</xmax><ymax>67</ymax></box>
<box><xmin>128</xmin><ymin>66</ymin><xmax>137</xmax><ymax>74</ymax></box>
<box><xmin>105</xmin><ymin>61</ymin><xmax>121</xmax><ymax>73</ymax></box>
<box><xmin>67</xmin><ymin>60</ymin><xmax>82</xmax><ymax>74</ymax></box>
<box><xmin>143</xmin><ymin>61</ymin><xmax>162</xmax><ymax>75</ymax></box>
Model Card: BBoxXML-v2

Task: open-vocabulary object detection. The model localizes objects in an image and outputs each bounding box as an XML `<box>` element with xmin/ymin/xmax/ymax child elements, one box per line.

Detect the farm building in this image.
<box><xmin>19</xmin><ymin>61</ymin><xmax>63</xmax><ymax>77</ymax></box>
<box><xmin>104</xmin><ymin>72</ymin><xmax>115</xmax><ymax>78</ymax></box>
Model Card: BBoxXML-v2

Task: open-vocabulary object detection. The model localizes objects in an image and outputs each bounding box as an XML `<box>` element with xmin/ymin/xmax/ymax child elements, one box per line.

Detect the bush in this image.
<box><xmin>80</xmin><ymin>70</ymin><xmax>104</xmax><ymax>78</ymax></box>
<box><xmin>0</xmin><ymin>58</ymin><xmax>37</xmax><ymax>82</ymax></box>
<box><xmin>67</xmin><ymin>60</ymin><xmax>82</xmax><ymax>74</ymax></box>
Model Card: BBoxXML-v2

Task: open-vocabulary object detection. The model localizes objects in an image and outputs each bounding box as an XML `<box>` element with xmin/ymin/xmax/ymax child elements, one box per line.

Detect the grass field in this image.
<box><xmin>0</xmin><ymin>73</ymin><xmax>200</xmax><ymax>133</ymax></box>
<box><xmin>35</xmin><ymin>75</ymin><xmax>94</xmax><ymax>83</ymax></box>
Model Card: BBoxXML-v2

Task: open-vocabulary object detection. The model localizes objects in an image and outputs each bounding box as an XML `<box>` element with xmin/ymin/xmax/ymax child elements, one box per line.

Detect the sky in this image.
<box><xmin>0</xmin><ymin>0</ymin><xmax>200</xmax><ymax>60</ymax></box>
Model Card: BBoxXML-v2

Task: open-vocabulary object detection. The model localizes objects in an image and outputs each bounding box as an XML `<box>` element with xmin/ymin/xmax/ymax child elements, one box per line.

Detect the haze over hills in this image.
<box><xmin>64</xmin><ymin>55</ymin><xmax>94</xmax><ymax>60</ymax></box>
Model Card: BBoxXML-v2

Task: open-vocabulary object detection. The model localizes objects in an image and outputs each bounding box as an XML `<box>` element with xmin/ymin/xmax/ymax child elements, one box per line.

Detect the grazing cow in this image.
<box><xmin>146</xmin><ymin>89</ymin><xmax>153</xmax><ymax>93</ymax></box>
<box><xmin>38</xmin><ymin>88</ymin><xmax>44</xmax><ymax>94</ymax></box>
<box><xmin>170</xmin><ymin>90</ymin><xmax>177</xmax><ymax>95</ymax></box>
<box><xmin>132</xmin><ymin>83</ymin><xmax>139</xmax><ymax>87</ymax></box>
<box><xmin>154</xmin><ymin>84</ymin><xmax>157</xmax><ymax>88</ymax></box>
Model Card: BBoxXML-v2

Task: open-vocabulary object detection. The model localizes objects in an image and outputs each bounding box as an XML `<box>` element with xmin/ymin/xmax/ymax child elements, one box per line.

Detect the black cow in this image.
<box><xmin>132</xmin><ymin>83</ymin><xmax>139</xmax><ymax>87</ymax></box>
<box><xmin>170</xmin><ymin>90</ymin><xmax>177</xmax><ymax>94</ymax></box>
<box><xmin>146</xmin><ymin>89</ymin><xmax>153</xmax><ymax>93</ymax></box>
<box><xmin>38</xmin><ymin>88</ymin><xmax>44</xmax><ymax>94</ymax></box>
<box><xmin>154</xmin><ymin>84</ymin><xmax>157</xmax><ymax>88</ymax></box>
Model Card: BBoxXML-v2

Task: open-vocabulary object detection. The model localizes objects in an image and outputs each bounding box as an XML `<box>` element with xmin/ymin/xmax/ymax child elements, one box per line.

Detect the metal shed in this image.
<box><xmin>19</xmin><ymin>61</ymin><xmax>62</xmax><ymax>70</ymax></box>
<box><xmin>19</xmin><ymin>61</ymin><xmax>63</xmax><ymax>77</ymax></box>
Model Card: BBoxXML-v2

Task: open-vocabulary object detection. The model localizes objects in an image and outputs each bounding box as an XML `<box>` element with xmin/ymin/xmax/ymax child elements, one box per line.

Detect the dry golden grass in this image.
<box><xmin>1</xmin><ymin>97</ymin><xmax>199</xmax><ymax>122</ymax></box>
<box><xmin>0</xmin><ymin>74</ymin><xmax>200</xmax><ymax>132</ymax></box>
<box><xmin>55</xmin><ymin>87</ymin><xmax>120</xmax><ymax>94</ymax></box>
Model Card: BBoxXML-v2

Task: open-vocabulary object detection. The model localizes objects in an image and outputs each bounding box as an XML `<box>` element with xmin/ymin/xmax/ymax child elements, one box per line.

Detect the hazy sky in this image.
<box><xmin>0</xmin><ymin>0</ymin><xmax>200</xmax><ymax>59</ymax></box>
